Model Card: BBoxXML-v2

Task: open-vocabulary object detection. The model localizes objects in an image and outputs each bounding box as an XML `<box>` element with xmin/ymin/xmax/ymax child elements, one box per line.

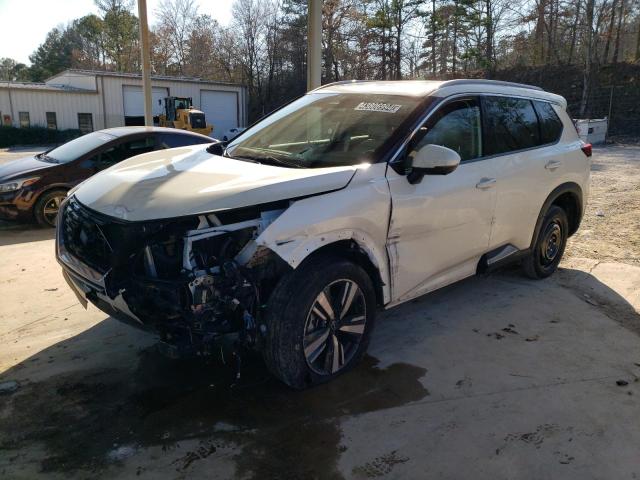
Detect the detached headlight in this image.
<box><xmin>0</xmin><ymin>176</ymin><xmax>41</xmax><ymax>193</ymax></box>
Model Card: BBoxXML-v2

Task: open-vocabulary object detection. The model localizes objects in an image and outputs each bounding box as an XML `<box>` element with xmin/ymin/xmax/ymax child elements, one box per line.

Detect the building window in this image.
<box><xmin>46</xmin><ymin>112</ymin><xmax>57</xmax><ymax>130</ymax></box>
<box><xmin>78</xmin><ymin>113</ymin><xmax>93</xmax><ymax>134</ymax></box>
<box><xmin>19</xmin><ymin>112</ymin><xmax>30</xmax><ymax>128</ymax></box>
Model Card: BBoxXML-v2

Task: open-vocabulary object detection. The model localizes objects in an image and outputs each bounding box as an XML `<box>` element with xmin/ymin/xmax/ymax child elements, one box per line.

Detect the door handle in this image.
<box><xmin>476</xmin><ymin>177</ymin><xmax>496</xmax><ymax>190</ymax></box>
<box><xmin>545</xmin><ymin>160</ymin><xmax>562</xmax><ymax>171</ymax></box>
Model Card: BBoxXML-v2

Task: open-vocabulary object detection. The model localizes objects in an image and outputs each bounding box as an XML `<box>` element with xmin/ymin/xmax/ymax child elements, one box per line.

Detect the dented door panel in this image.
<box><xmin>385</xmin><ymin>161</ymin><xmax>497</xmax><ymax>304</ymax></box>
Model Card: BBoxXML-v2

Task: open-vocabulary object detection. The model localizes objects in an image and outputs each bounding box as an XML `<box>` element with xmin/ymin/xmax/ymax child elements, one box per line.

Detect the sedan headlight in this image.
<box><xmin>0</xmin><ymin>176</ymin><xmax>41</xmax><ymax>193</ymax></box>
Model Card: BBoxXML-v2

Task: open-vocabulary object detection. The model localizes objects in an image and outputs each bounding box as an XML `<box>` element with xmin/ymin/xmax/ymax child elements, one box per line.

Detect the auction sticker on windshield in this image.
<box><xmin>354</xmin><ymin>102</ymin><xmax>402</xmax><ymax>113</ymax></box>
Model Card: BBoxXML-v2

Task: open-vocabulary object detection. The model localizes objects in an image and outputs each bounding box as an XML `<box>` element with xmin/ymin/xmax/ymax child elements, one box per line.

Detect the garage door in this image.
<box><xmin>200</xmin><ymin>90</ymin><xmax>239</xmax><ymax>139</ymax></box>
<box><xmin>122</xmin><ymin>85</ymin><xmax>169</xmax><ymax>125</ymax></box>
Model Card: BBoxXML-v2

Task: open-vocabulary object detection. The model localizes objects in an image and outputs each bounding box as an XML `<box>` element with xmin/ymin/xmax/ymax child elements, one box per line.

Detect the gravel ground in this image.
<box><xmin>565</xmin><ymin>143</ymin><xmax>640</xmax><ymax>266</ymax></box>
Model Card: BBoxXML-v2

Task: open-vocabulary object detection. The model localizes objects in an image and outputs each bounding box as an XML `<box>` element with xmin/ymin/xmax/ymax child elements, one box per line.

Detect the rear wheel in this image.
<box><xmin>34</xmin><ymin>189</ymin><xmax>67</xmax><ymax>227</ymax></box>
<box><xmin>523</xmin><ymin>205</ymin><xmax>568</xmax><ymax>279</ymax></box>
<box><xmin>262</xmin><ymin>255</ymin><xmax>376</xmax><ymax>389</ymax></box>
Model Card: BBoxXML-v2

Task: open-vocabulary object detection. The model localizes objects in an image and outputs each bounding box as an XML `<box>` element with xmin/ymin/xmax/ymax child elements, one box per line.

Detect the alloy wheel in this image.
<box><xmin>42</xmin><ymin>195</ymin><xmax>66</xmax><ymax>226</ymax></box>
<box><xmin>302</xmin><ymin>279</ymin><xmax>367</xmax><ymax>375</ymax></box>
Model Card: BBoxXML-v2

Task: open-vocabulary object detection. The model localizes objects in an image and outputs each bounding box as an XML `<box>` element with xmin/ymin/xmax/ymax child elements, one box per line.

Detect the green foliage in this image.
<box><xmin>28</xmin><ymin>28</ymin><xmax>76</xmax><ymax>81</ymax></box>
<box><xmin>0</xmin><ymin>58</ymin><xmax>30</xmax><ymax>82</ymax></box>
<box><xmin>68</xmin><ymin>14</ymin><xmax>106</xmax><ymax>69</ymax></box>
<box><xmin>25</xmin><ymin>1</ymin><xmax>139</xmax><ymax>81</ymax></box>
<box><xmin>101</xmin><ymin>7</ymin><xmax>139</xmax><ymax>70</ymax></box>
<box><xmin>0</xmin><ymin>126</ymin><xmax>82</xmax><ymax>148</ymax></box>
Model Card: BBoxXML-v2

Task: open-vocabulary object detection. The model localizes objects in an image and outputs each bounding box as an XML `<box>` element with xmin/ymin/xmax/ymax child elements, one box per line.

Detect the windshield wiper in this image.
<box><xmin>250</xmin><ymin>154</ymin><xmax>304</xmax><ymax>169</ymax></box>
<box><xmin>224</xmin><ymin>152</ymin><xmax>260</xmax><ymax>164</ymax></box>
<box><xmin>233</xmin><ymin>147</ymin><xmax>305</xmax><ymax>169</ymax></box>
<box><xmin>228</xmin><ymin>152</ymin><xmax>303</xmax><ymax>169</ymax></box>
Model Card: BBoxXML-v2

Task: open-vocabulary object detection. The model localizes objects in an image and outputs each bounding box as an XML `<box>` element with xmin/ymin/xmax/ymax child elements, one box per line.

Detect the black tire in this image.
<box><xmin>262</xmin><ymin>254</ymin><xmax>376</xmax><ymax>389</ymax></box>
<box><xmin>33</xmin><ymin>189</ymin><xmax>67</xmax><ymax>227</ymax></box>
<box><xmin>523</xmin><ymin>205</ymin><xmax>569</xmax><ymax>279</ymax></box>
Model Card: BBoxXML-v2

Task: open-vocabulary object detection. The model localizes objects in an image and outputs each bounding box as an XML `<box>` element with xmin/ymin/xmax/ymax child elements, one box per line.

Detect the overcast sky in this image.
<box><xmin>0</xmin><ymin>0</ymin><xmax>235</xmax><ymax>65</ymax></box>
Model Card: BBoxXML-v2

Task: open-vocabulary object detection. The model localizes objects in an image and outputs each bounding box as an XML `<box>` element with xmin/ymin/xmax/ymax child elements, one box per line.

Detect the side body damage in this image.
<box><xmin>57</xmin><ymin>163</ymin><xmax>391</xmax><ymax>358</ymax></box>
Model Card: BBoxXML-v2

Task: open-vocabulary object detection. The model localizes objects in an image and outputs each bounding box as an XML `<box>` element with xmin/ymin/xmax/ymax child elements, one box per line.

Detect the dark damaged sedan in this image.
<box><xmin>0</xmin><ymin>127</ymin><xmax>212</xmax><ymax>226</ymax></box>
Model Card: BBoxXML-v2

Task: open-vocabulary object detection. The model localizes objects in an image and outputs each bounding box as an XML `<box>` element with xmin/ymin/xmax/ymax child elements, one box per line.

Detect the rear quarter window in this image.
<box><xmin>483</xmin><ymin>97</ymin><xmax>539</xmax><ymax>155</ymax></box>
<box><xmin>533</xmin><ymin>101</ymin><xmax>563</xmax><ymax>144</ymax></box>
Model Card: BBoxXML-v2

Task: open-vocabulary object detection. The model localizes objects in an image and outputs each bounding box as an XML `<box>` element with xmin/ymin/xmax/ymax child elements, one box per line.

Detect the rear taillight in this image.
<box><xmin>581</xmin><ymin>143</ymin><xmax>592</xmax><ymax>157</ymax></box>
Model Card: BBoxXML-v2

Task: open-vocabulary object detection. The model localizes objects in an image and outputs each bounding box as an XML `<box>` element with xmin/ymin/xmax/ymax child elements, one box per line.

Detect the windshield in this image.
<box><xmin>176</xmin><ymin>98</ymin><xmax>192</xmax><ymax>109</ymax></box>
<box><xmin>225</xmin><ymin>92</ymin><xmax>422</xmax><ymax>168</ymax></box>
<box><xmin>44</xmin><ymin>132</ymin><xmax>116</xmax><ymax>164</ymax></box>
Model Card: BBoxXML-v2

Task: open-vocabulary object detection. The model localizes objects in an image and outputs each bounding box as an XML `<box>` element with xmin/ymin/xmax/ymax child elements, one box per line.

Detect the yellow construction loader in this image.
<box><xmin>158</xmin><ymin>96</ymin><xmax>213</xmax><ymax>136</ymax></box>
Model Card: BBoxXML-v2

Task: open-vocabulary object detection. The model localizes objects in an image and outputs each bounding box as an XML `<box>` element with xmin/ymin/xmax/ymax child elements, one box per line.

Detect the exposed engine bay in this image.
<box><xmin>57</xmin><ymin>196</ymin><xmax>292</xmax><ymax>360</ymax></box>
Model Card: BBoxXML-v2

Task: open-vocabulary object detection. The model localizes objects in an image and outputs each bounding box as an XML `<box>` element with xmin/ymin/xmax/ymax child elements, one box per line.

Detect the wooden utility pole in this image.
<box><xmin>138</xmin><ymin>0</ymin><xmax>153</xmax><ymax>126</ymax></box>
<box><xmin>307</xmin><ymin>0</ymin><xmax>322</xmax><ymax>91</ymax></box>
<box><xmin>580</xmin><ymin>0</ymin><xmax>595</xmax><ymax>117</ymax></box>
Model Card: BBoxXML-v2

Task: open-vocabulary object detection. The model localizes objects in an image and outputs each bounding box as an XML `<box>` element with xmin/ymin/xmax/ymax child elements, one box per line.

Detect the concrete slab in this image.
<box><xmin>0</xmin><ymin>145</ymin><xmax>50</xmax><ymax>165</ymax></box>
<box><xmin>1</xmin><ymin>142</ymin><xmax>639</xmax><ymax>479</ymax></box>
<box><xmin>0</xmin><ymin>224</ymin><xmax>639</xmax><ymax>479</ymax></box>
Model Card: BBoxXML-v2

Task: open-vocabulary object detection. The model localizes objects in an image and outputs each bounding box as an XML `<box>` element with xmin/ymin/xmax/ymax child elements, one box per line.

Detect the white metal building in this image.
<box><xmin>0</xmin><ymin>69</ymin><xmax>247</xmax><ymax>137</ymax></box>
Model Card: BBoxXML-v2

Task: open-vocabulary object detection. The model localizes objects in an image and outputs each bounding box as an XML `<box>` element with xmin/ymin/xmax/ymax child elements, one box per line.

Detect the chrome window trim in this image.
<box><xmin>388</xmin><ymin>92</ymin><xmax>565</xmax><ymax>169</ymax></box>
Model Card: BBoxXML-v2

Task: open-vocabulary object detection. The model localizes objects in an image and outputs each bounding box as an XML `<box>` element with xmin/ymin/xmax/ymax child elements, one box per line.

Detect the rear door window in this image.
<box><xmin>533</xmin><ymin>101</ymin><xmax>563</xmax><ymax>144</ymax></box>
<box><xmin>157</xmin><ymin>133</ymin><xmax>211</xmax><ymax>148</ymax></box>
<box><xmin>483</xmin><ymin>97</ymin><xmax>539</xmax><ymax>155</ymax></box>
<box><xmin>121</xmin><ymin>136</ymin><xmax>156</xmax><ymax>157</ymax></box>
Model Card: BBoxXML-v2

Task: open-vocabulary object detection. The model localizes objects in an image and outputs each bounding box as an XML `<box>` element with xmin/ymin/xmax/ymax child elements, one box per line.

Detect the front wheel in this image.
<box><xmin>523</xmin><ymin>205</ymin><xmax>569</xmax><ymax>279</ymax></box>
<box><xmin>34</xmin><ymin>189</ymin><xmax>67</xmax><ymax>227</ymax></box>
<box><xmin>262</xmin><ymin>255</ymin><xmax>376</xmax><ymax>389</ymax></box>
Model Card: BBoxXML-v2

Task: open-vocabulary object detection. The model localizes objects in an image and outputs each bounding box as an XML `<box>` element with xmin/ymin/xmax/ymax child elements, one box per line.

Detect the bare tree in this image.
<box><xmin>156</xmin><ymin>0</ymin><xmax>199</xmax><ymax>74</ymax></box>
<box><xmin>612</xmin><ymin>0</ymin><xmax>626</xmax><ymax>62</ymax></box>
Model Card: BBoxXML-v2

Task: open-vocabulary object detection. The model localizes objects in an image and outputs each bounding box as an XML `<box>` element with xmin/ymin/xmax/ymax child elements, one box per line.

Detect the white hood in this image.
<box><xmin>74</xmin><ymin>145</ymin><xmax>358</xmax><ymax>221</ymax></box>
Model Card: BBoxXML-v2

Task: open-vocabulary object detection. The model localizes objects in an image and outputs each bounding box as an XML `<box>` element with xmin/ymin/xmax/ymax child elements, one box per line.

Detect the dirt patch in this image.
<box><xmin>565</xmin><ymin>144</ymin><xmax>640</xmax><ymax>266</ymax></box>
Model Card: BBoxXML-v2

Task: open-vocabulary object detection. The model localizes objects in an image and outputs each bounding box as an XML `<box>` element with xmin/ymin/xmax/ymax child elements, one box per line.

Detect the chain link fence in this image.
<box><xmin>493</xmin><ymin>63</ymin><xmax>640</xmax><ymax>140</ymax></box>
<box><xmin>565</xmin><ymin>84</ymin><xmax>640</xmax><ymax>139</ymax></box>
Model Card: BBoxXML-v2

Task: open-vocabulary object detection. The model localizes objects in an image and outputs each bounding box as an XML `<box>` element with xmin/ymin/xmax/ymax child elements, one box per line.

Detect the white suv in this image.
<box><xmin>56</xmin><ymin>80</ymin><xmax>591</xmax><ymax>388</ymax></box>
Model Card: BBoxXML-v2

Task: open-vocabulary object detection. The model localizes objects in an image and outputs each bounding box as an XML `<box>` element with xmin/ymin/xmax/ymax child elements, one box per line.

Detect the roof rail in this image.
<box><xmin>311</xmin><ymin>79</ymin><xmax>374</xmax><ymax>92</ymax></box>
<box><xmin>310</xmin><ymin>78</ymin><xmax>545</xmax><ymax>95</ymax></box>
<box><xmin>438</xmin><ymin>79</ymin><xmax>544</xmax><ymax>91</ymax></box>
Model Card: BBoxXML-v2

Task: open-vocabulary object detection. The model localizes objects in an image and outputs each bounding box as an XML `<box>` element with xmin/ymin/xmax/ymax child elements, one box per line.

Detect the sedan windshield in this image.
<box><xmin>226</xmin><ymin>92</ymin><xmax>422</xmax><ymax>168</ymax></box>
<box><xmin>44</xmin><ymin>132</ymin><xmax>117</xmax><ymax>164</ymax></box>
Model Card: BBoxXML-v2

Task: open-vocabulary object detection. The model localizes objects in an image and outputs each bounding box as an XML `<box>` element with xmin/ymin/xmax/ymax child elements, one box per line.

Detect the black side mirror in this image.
<box><xmin>206</xmin><ymin>141</ymin><xmax>227</xmax><ymax>156</ymax></box>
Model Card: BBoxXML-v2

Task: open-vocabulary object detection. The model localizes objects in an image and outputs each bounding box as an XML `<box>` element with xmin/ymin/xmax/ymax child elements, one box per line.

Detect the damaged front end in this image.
<box><xmin>56</xmin><ymin>196</ymin><xmax>291</xmax><ymax>357</ymax></box>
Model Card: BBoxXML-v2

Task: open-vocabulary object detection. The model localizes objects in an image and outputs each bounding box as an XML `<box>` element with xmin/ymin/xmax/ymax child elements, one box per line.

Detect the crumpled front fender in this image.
<box><xmin>253</xmin><ymin>163</ymin><xmax>392</xmax><ymax>304</ymax></box>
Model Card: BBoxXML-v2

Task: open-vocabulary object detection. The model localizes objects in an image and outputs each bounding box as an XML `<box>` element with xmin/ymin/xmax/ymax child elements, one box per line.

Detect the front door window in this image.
<box><xmin>414</xmin><ymin>98</ymin><xmax>482</xmax><ymax>161</ymax></box>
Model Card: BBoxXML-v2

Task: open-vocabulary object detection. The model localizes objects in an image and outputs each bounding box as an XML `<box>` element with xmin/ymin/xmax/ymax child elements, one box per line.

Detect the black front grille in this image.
<box><xmin>60</xmin><ymin>197</ymin><xmax>112</xmax><ymax>273</ymax></box>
